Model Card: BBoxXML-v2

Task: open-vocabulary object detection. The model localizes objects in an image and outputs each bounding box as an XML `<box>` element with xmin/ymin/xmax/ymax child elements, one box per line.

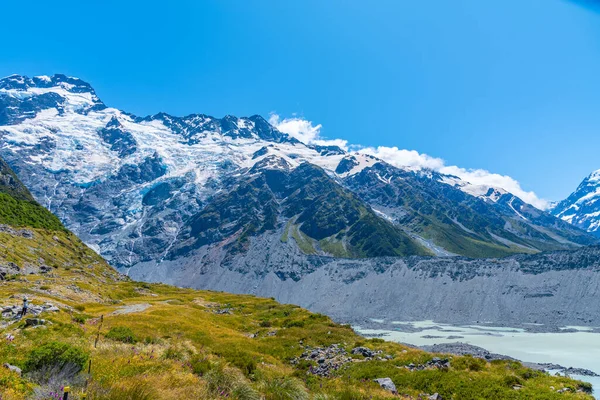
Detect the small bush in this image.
<box><xmin>232</xmin><ymin>355</ymin><xmax>257</xmax><ymax>377</ymax></box>
<box><xmin>72</xmin><ymin>315</ymin><xmax>87</xmax><ymax>324</ymax></box>
<box><xmin>204</xmin><ymin>364</ymin><xmax>255</xmax><ymax>397</ymax></box>
<box><xmin>162</xmin><ymin>347</ymin><xmax>185</xmax><ymax>361</ymax></box>
<box><xmin>205</xmin><ymin>364</ymin><xmax>233</xmax><ymax>393</ymax></box>
<box><xmin>579</xmin><ymin>381</ymin><xmax>593</xmax><ymax>394</ymax></box>
<box><xmin>453</xmin><ymin>355</ymin><xmax>486</xmax><ymax>372</ymax></box>
<box><xmin>283</xmin><ymin>319</ymin><xmax>305</xmax><ymax>328</ymax></box>
<box><xmin>39</xmin><ymin>285</ymin><xmax>50</xmax><ymax>291</ymax></box>
<box><xmin>190</xmin><ymin>356</ymin><xmax>213</xmax><ymax>376</ymax></box>
<box><xmin>105</xmin><ymin>326</ymin><xmax>137</xmax><ymax>343</ymax></box>
<box><xmin>503</xmin><ymin>375</ymin><xmax>523</xmax><ymax>387</ymax></box>
<box><xmin>260</xmin><ymin>377</ymin><xmax>308</xmax><ymax>400</ymax></box>
<box><xmin>89</xmin><ymin>381</ymin><xmax>155</xmax><ymax>400</ymax></box>
<box><xmin>74</xmin><ymin>304</ymin><xmax>86</xmax><ymax>312</ymax></box>
<box><xmin>143</xmin><ymin>336</ymin><xmax>161</xmax><ymax>345</ymax></box>
<box><xmin>24</xmin><ymin>342</ymin><xmax>88</xmax><ymax>374</ymax></box>
<box><xmin>259</xmin><ymin>320</ymin><xmax>272</xmax><ymax>328</ymax></box>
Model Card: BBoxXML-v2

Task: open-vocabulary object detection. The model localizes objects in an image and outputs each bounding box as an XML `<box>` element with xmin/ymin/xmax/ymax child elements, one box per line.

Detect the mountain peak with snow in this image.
<box><xmin>0</xmin><ymin>73</ymin><xmax>595</xmax><ymax>269</ymax></box>
<box><xmin>551</xmin><ymin>169</ymin><xmax>600</xmax><ymax>236</ymax></box>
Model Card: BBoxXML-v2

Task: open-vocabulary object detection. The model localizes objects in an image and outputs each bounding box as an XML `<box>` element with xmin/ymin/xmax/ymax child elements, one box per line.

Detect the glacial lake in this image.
<box><xmin>354</xmin><ymin>320</ymin><xmax>600</xmax><ymax>398</ymax></box>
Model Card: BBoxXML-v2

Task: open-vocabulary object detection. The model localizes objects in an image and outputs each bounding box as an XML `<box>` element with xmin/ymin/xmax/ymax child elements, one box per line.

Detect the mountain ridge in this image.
<box><xmin>0</xmin><ymin>73</ymin><xmax>596</xmax><ymax>272</ymax></box>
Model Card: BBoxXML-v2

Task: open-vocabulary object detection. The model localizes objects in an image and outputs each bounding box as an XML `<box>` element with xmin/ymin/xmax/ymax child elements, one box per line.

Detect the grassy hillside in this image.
<box><xmin>0</xmin><ymin>158</ymin><xmax>65</xmax><ymax>231</ymax></box>
<box><xmin>0</xmin><ymin>228</ymin><xmax>593</xmax><ymax>399</ymax></box>
<box><xmin>0</xmin><ymin>157</ymin><xmax>593</xmax><ymax>399</ymax></box>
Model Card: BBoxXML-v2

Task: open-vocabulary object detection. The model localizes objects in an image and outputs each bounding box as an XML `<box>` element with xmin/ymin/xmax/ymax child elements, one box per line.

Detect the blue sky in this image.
<box><xmin>1</xmin><ymin>0</ymin><xmax>599</xmax><ymax>202</ymax></box>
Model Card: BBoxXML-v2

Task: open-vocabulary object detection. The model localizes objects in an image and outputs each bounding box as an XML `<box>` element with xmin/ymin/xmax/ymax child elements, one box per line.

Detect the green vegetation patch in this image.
<box><xmin>0</xmin><ymin>193</ymin><xmax>65</xmax><ymax>231</ymax></box>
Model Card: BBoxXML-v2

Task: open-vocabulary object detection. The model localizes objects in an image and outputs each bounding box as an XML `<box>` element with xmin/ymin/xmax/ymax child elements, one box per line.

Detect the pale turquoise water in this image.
<box><xmin>354</xmin><ymin>320</ymin><xmax>600</xmax><ymax>397</ymax></box>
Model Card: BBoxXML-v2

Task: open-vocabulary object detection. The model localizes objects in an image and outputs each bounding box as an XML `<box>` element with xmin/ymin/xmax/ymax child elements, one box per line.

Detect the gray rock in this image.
<box><xmin>3</xmin><ymin>363</ymin><xmax>21</xmax><ymax>376</ymax></box>
<box><xmin>429</xmin><ymin>394</ymin><xmax>443</xmax><ymax>400</ymax></box>
<box><xmin>25</xmin><ymin>318</ymin><xmax>45</xmax><ymax>326</ymax></box>
<box><xmin>351</xmin><ymin>346</ymin><xmax>377</xmax><ymax>358</ymax></box>
<box><xmin>42</xmin><ymin>303</ymin><xmax>60</xmax><ymax>312</ymax></box>
<box><xmin>373</xmin><ymin>377</ymin><xmax>397</xmax><ymax>394</ymax></box>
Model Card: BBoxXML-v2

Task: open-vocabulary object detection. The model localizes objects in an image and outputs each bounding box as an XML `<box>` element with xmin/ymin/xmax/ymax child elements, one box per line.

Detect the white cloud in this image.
<box><xmin>359</xmin><ymin>146</ymin><xmax>549</xmax><ymax>210</ymax></box>
<box><xmin>269</xmin><ymin>113</ymin><xmax>348</xmax><ymax>150</ymax></box>
<box><xmin>270</xmin><ymin>115</ymin><xmax>548</xmax><ymax>210</ymax></box>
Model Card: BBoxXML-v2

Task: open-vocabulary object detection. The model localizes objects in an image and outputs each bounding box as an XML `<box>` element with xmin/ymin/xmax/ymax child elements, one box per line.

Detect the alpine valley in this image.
<box><xmin>2</xmin><ymin>74</ymin><xmax>600</xmax><ymax>328</ymax></box>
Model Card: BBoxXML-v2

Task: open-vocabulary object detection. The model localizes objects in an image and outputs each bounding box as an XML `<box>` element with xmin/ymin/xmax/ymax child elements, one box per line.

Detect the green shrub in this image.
<box><xmin>502</xmin><ymin>375</ymin><xmax>523</xmax><ymax>387</ymax></box>
<box><xmin>453</xmin><ymin>355</ymin><xmax>486</xmax><ymax>372</ymax></box>
<box><xmin>259</xmin><ymin>320</ymin><xmax>272</xmax><ymax>328</ymax></box>
<box><xmin>105</xmin><ymin>326</ymin><xmax>137</xmax><ymax>343</ymax></box>
<box><xmin>259</xmin><ymin>377</ymin><xmax>308</xmax><ymax>400</ymax></box>
<box><xmin>24</xmin><ymin>341</ymin><xmax>88</xmax><ymax>373</ymax></box>
<box><xmin>283</xmin><ymin>319</ymin><xmax>305</xmax><ymax>328</ymax></box>
<box><xmin>579</xmin><ymin>381</ymin><xmax>593</xmax><ymax>394</ymax></box>
<box><xmin>232</xmin><ymin>355</ymin><xmax>257</xmax><ymax>377</ymax></box>
<box><xmin>74</xmin><ymin>304</ymin><xmax>86</xmax><ymax>312</ymax></box>
<box><xmin>91</xmin><ymin>381</ymin><xmax>155</xmax><ymax>400</ymax></box>
<box><xmin>0</xmin><ymin>193</ymin><xmax>65</xmax><ymax>231</ymax></box>
<box><xmin>213</xmin><ymin>347</ymin><xmax>258</xmax><ymax>377</ymax></box>
<box><xmin>190</xmin><ymin>357</ymin><xmax>213</xmax><ymax>376</ymax></box>
<box><xmin>72</xmin><ymin>315</ymin><xmax>87</xmax><ymax>324</ymax></box>
<box><xmin>162</xmin><ymin>347</ymin><xmax>185</xmax><ymax>361</ymax></box>
<box><xmin>143</xmin><ymin>336</ymin><xmax>161</xmax><ymax>345</ymax></box>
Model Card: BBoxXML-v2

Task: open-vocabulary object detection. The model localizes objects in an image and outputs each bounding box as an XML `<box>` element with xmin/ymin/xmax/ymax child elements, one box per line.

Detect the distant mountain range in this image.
<box><xmin>0</xmin><ymin>74</ymin><xmax>597</xmax><ymax>278</ymax></box>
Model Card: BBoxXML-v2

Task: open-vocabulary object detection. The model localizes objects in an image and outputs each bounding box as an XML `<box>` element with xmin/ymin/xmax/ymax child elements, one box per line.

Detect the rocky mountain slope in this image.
<box><xmin>2</xmin><ymin>156</ymin><xmax>589</xmax><ymax>399</ymax></box>
<box><xmin>131</xmin><ymin>227</ymin><xmax>600</xmax><ymax>328</ymax></box>
<box><xmin>552</xmin><ymin>170</ymin><xmax>600</xmax><ymax>237</ymax></box>
<box><xmin>0</xmin><ymin>74</ymin><xmax>596</xmax><ymax>275</ymax></box>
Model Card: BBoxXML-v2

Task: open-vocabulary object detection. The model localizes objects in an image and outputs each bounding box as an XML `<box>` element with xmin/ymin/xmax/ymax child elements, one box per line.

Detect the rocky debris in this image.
<box><xmin>42</xmin><ymin>302</ymin><xmax>60</xmax><ymax>312</ymax></box>
<box><xmin>373</xmin><ymin>377</ymin><xmax>397</xmax><ymax>394</ymax></box>
<box><xmin>404</xmin><ymin>357</ymin><xmax>450</xmax><ymax>371</ymax></box>
<box><xmin>291</xmin><ymin>344</ymin><xmax>353</xmax><ymax>377</ymax></box>
<box><xmin>419</xmin><ymin>342</ymin><xmax>515</xmax><ymax>362</ymax></box>
<box><xmin>0</xmin><ymin>262</ymin><xmax>54</xmax><ymax>279</ymax></box>
<box><xmin>1</xmin><ymin>301</ymin><xmax>60</xmax><ymax>319</ymax></box>
<box><xmin>428</xmin><ymin>394</ymin><xmax>443</xmax><ymax>400</ymax></box>
<box><xmin>110</xmin><ymin>303</ymin><xmax>151</xmax><ymax>315</ymax></box>
<box><xmin>3</xmin><ymin>363</ymin><xmax>22</xmax><ymax>376</ymax></box>
<box><xmin>561</xmin><ymin>367</ymin><xmax>600</xmax><ymax>377</ymax></box>
<box><xmin>0</xmin><ymin>224</ymin><xmax>33</xmax><ymax>239</ymax></box>
<box><xmin>67</xmin><ymin>284</ymin><xmax>84</xmax><ymax>293</ymax></box>
<box><xmin>213</xmin><ymin>307</ymin><xmax>233</xmax><ymax>315</ymax></box>
<box><xmin>291</xmin><ymin>344</ymin><xmax>393</xmax><ymax>377</ymax></box>
<box><xmin>0</xmin><ymin>262</ymin><xmax>20</xmax><ymax>280</ymax></box>
<box><xmin>351</xmin><ymin>346</ymin><xmax>378</xmax><ymax>358</ymax></box>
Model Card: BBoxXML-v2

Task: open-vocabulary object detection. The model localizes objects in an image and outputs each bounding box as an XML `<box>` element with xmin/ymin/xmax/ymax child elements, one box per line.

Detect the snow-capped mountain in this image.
<box><xmin>552</xmin><ymin>170</ymin><xmax>600</xmax><ymax>236</ymax></box>
<box><xmin>0</xmin><ymin>74</ymin><xmax>595</xmax><ymax>272</ymax></box>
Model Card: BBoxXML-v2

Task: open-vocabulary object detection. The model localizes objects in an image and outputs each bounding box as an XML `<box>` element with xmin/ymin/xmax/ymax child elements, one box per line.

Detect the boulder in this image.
<box><xmin>3</xmin><ymin>363</ymin><xmax>21</xmax><ymax>376</ymax></box>
<box><xmin>374</xmin><ymin>377</ymin><xmax>397</xmax><ymax>394</ymax></box>
<box><xmin>25</xmin><ymin>318</ymin><xmax>46</xmax><ymax>327</ymax></box>
<box><xmin>429</xmin><ymin>394</ymin><xmax>443</xmax><ymax>400</ymax></box>
<box><xmin>42</xmin><ymin>303</ymin><xmax>60</xmax><ymax>312</ymax></box>
<box><xmin>351</xmin><ymin>346</ymin><xmax>376</xmax><ymax>358</ymax></box>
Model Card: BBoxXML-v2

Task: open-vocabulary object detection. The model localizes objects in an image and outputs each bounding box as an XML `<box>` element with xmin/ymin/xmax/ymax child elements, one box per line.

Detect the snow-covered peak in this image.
<box><xmin>0</xmin><ymin>73</ymin><xmax>551</xmax><ymax>217</ymax></box>
<box><xmin>334</xmin><ymin>154</ymin><xmax>380</xmax><ymax>177</ymax></box>
<box><xmin>439</xmin><ymin>175</ymin><xmax>509</xmax><ymax>203</ymax></box>
<box><xmin>551</xmin><ymin>168</ymin><xmax>600</xmax><ymax>235</ymax></box>
<box><xmin>588</xmin><ymin>169</ymin><xmax>600</xmax><ymax>183</ymax></box>
<box><xmin>0</xmin><ymin>74</ymin><xmax>104</xmax><ymax>115</ymax></box>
